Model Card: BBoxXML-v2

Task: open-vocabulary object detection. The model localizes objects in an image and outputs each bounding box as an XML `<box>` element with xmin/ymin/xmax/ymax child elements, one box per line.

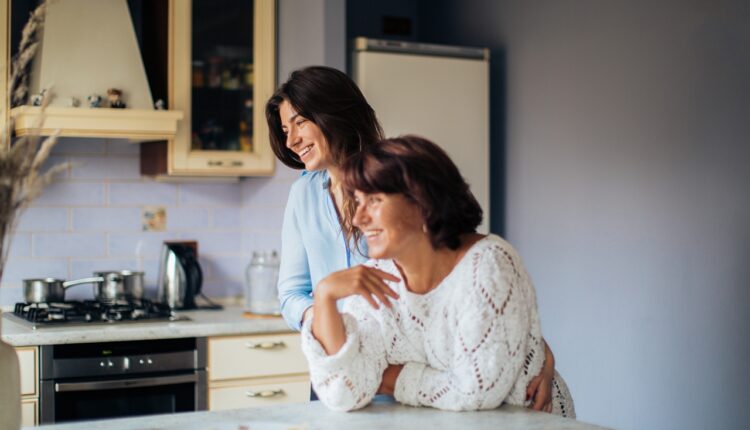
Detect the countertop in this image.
<box><xmin>27</xmin><ymin>397</ymin><xmax>609</xmax><ymax>430</ymax></box>
<box><xmin>1</xmin><ymin>306</ymin><xmax>292</xmax><ymax>346</ymax></box>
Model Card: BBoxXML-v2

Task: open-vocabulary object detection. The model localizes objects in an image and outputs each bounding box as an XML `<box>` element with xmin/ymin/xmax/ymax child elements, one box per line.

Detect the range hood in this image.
<box><xmin>11</xmin><ymin>0</ymin><xmax>181</xmax><ymax>141</ymax></box>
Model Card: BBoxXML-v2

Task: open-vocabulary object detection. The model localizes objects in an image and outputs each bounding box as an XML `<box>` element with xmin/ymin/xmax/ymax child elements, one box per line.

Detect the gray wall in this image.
<box><xmin>419</xmin><ymin>1</ymin><xmax>750</xmax><ymax>429</ymax></box>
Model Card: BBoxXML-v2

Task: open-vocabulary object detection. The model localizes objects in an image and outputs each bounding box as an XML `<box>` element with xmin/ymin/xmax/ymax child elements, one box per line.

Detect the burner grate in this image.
<box><xmin>10</xmin><ymin>299</ymin><xmax>182</xmax><ymax>326</ymax></box>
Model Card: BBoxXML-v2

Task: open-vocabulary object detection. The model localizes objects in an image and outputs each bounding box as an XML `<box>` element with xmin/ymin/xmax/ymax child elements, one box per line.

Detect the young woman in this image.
<box><xmin>266</xmin><ymin>66</ymin><xmax>557</xmax><ymax>411</ymax></box>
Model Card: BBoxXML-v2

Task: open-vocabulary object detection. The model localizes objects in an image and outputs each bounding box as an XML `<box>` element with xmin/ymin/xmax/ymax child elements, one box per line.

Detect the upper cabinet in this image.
<box><xmin>141</xmin><ymin>0</ymin><xmax>276</xmax><ymax>178</ymax></box>
<box><xmin>1</xmin><ymin>0</ymin><xmax>183</xmax><ymax>142</ymax></box>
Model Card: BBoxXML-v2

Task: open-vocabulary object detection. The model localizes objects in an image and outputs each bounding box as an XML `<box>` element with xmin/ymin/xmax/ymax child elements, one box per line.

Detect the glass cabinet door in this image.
<box><xmin>169</xmin><ymin>0</ymin><xmax>275</xmax><ymax>176</ymax></box>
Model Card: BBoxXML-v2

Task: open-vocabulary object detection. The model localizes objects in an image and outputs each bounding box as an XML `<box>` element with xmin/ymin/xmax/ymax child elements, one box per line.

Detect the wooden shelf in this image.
<box><xmin>10</xmin><ymin>106</ymin><xmax>183</xmax><ymax>142</ymax></box>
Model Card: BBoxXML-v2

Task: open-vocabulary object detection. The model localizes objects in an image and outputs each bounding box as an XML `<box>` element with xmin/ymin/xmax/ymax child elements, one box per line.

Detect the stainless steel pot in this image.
<box><xmin>93</xmin><ymin>270</ymin><xmax>144</xmax><ymax>302</ymax></box>
<box><xmin>23</xmin><ymin>277</ymin><xmax>104</xmax><ymax>303</ymax></box>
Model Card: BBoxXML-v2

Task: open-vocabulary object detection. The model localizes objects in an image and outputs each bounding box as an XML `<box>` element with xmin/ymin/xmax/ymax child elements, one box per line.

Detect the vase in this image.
<box><xmin>0</xmin><ymin>310</ymin><xmax>21</xmax><ymax>430</ymax></box>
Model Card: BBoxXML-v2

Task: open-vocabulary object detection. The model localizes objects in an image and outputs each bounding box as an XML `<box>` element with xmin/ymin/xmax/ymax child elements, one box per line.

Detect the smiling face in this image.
<box><xmin>352</xmin><ymin>190</ymin><xmax>426</xmax><ymax>260</ymax></box>
<box><xmin>279</xmin><ymin>100</ymin><xmax>332</xmax><ymax>171</ymax></box>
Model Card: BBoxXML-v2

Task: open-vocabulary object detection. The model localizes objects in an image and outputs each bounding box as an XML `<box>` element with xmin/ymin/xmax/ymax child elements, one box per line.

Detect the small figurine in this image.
<box><xmin>30</xmin><ymin>89</ymin><xmax>47</xmax><ymax>106</ymax></box>
<box><xmin>107</xmin><ymin>88</ymin><xmax>126</xmax><ymax>108</ymax></box>
<box><xmin>87</xmin><ymin>94</ymin><xmax>103</xmax><ymax>108</ymax></box>
<box><xmin>66</xmin><ymin>97</ymin><xmax>80</xmax><ymax>107</ymax></box>
<box><xmin>154</xmin><ymin>99</ymin><xmax>166</xmax><ymax>110</ymax></box>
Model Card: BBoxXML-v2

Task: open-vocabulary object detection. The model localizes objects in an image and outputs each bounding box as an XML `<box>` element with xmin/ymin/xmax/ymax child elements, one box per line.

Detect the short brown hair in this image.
<box><xmin>343</xmin><ymin>135</ymin><xmax>483</xmax><ymax>250</ymax></box>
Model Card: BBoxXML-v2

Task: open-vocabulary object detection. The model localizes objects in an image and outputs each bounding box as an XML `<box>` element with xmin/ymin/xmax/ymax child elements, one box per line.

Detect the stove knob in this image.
<box><xmin>139</xmin><ymin>359</ymin><xmax>145</xmax><ymax>365</ymax></box>
<box><xmin>107</xmin><ymin>360</ymin><xmax>114</xmax><ymax>367</ymax></box>
<box><xmin>100</xmin><ymin>361</ymin><xmax>105</xmax><ymax>367</ymax></box>
<box><xmin>147</xmin><ymin>358</ymin><xmax>153</xmax><ymax>365</ymax></box>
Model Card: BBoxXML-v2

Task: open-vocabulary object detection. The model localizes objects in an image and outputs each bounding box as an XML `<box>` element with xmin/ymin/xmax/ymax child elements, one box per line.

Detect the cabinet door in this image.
<box><xmin>21</xmin><ymin>398</ymin><xmax>38</xmax><ymax>427</ymax></box>
<box><xmin>169</xmin><ymin>0</ymin><xmax>276</xmax><ymax>176</ymax></box>
<box><xmin>16</xmin><ymin>347</ymin><xmax>37</xmax><ymax>396</ymax></box>
<box><xmin>209</xmin><ymin>375</ymin><xmax>309</xmax><ymax>411</ymax></box>
<box><xmin>209</xmin><ymin>333</ymin><xmax>308</xmax><ymax>381</ymax></box>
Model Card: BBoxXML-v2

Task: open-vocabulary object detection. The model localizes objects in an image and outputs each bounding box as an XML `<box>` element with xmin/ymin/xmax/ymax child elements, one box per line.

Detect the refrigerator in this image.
<box><xmin>352</xmin><ymin>37</ymin><xmax>490</xmax><ymax>233</ymax></box>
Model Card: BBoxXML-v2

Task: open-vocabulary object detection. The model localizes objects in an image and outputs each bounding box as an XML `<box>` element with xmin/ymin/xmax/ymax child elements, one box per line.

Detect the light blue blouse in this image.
<box><xmin>278</xmin><ymin>170</ymin><xmax>368</xmax><ymax>331</ymax></box>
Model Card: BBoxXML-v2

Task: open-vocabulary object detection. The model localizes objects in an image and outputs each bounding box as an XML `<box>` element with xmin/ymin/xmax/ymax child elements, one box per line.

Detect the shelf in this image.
<box><xmin>10</xmin><ymin>106</ymin><xmax>184</xmax><ymax>142</ymax></box>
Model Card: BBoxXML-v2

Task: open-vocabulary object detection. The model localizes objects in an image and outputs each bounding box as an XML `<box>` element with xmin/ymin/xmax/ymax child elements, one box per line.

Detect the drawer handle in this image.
<box><xmin>245</xmin><ymin>340</ymin><xmax>286</xmax><ymax>350</ymax></box>
<box><xmin>245</xmin><ymin>389</ymin><xmax>285</xmax><ymax>398</ymax></box>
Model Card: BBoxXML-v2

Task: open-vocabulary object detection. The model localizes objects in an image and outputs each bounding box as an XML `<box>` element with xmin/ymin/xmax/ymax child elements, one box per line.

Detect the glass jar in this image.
<box><xmin>244</xmin><ymin>251</ymin><xmax>281</xmax><ymax>315</ymax></box>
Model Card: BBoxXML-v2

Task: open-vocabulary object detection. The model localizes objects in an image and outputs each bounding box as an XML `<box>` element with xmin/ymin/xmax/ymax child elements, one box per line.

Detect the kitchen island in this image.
<box><xmin>27</xmin><ymin>397</ymin><xmax>608</xmax><ymax>430</ymax></box>
<box><xmin>1</xmin><ymin>306</ymin><xmax>291</xmax><ymax>346</ymax></box>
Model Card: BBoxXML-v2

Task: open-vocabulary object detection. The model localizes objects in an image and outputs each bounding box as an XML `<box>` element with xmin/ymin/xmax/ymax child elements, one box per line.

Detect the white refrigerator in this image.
<box><xmin>352</xmin><ymin>38</ymin><xmax>490</xmax><ymax>233</ymax></box>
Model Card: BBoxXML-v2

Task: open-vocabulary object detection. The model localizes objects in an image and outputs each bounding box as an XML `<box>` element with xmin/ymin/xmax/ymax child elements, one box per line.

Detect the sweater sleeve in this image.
<box><xmin>300</xmin><ymin>302</ymin><xmax>388</xmax><ymax>412</ymax></box>
<box><xmin>277</xmin><ymin>183</ymin><xmax>314</xmax><ymax>331</ymax></box>
<box><xmin>393</xmin><ymin>246</ymin><xmax>531</xmax><ymax>411</ymax></box>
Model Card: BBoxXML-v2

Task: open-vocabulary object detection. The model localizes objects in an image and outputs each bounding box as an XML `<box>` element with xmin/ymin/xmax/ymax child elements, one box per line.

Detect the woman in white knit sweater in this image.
<box><xmin>301</xmin><ymin>135</ymin><xmax>575</xmax><ymax>416</ymax></box>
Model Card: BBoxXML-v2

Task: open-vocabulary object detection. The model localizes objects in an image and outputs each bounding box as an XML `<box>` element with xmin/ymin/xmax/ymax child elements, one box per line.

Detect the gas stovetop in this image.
<box><xmin>5</xmin><ymin>299</ymin><xmax>189</xmax><ymax>329</ymax></box>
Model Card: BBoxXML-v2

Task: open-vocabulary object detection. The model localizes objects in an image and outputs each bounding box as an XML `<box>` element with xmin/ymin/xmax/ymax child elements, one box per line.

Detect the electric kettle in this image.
<box><xmin>156</xmin><ymin>242</ymin><xmax>203</xmax><ymax>309</ymax></box>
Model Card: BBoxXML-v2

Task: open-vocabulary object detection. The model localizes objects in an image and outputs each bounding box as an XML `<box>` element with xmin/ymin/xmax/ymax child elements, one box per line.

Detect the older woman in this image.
<box><xmin>300</xmin><ymin>136</ymin><xmax>575</xmax><ymax>416</ymax></box>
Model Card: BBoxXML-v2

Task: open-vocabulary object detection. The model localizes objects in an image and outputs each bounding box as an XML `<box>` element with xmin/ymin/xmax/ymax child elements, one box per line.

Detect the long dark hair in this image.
<box><xmin>266</xmin><ymin>66</ymin><xmax>384</xmax><ymax>248</ymax></box>
<box><xmin>343</xmin><ymin>135</ymin><xmax>483</xmax><ymax>250</ymax></box>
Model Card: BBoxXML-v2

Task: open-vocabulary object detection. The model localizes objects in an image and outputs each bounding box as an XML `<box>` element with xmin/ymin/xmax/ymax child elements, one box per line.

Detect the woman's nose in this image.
<box><xmin>353</xmin><ymin>204</ymin><xmax>368</xmax><ymax>228</ymax></box>
<box><xmin>285</xmin><ymin>129</ymin><xmax>300</xmax><ymax>148</ymax></box>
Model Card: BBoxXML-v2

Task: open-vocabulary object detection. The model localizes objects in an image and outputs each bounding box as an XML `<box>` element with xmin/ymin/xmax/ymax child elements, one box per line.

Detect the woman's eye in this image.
<box><xmin>295</xmin><ymin>119</ymin><xmax>307</xmax><ymax>127</ymax></box>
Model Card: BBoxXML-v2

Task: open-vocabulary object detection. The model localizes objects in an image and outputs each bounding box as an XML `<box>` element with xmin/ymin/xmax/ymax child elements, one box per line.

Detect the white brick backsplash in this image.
<box><xmin>34</xmin><ymin>233</ymin><xmax>106</xmax><ymax>257</ymax></box>
<box><xmin>15</xmin><ymin>207</ymin><xmax>68</xmax><ymax>232</ymax></box>
<box><xmin>34</xmin><ymin>181</ymin><xmax>106</xmax><ymax>206</ymax></box>
<box><xmin>106</xmin><ymin>139</ymin><xmax>140</xmax><ymax>155</ymax></box>
<box><xmin>167</xmin><ymin>207</ymin><xmax>210</xmax><ymax>230</ymax></box>
<box><xmin>1</xmin><ymin>143</ymin><xmax>289</xmax><ymax>299</ymax></box>
<box><xmin>108</xmin><ymin>232</ymin><xmax>181</xmax><ymax>258</ymax></box>
<box><xmin>72</xmin><ymin>207</ymin><xmax>143</xmax><ymax>232</ymax></box>
<box><xmin>241</xmin><ymin>176</ymin><xmax>295</xmax><ymax>206</ymax></box>
<box><xmin>241</xmin><ymin>205</ymin><xmax>285</xmax><ymax>230</ymax></box>
<box><xmin>50</xmin><ymin>137</ymin><xmax>107</xmax><ymax>155</ymax></box>
<box><xmin>71</xmin><ymin>156</ymin><xmax>141</xmax><ymax>180</ymax></box>
<box><xmin>7</xmin><ymin>233</ymin><xmax>31</xmax><ymax>257</ymax></box>
<box><xmin>212</xmin><ymin>207</ymin><xmax>242</xmax><ymax>228</ymax></box>
<box><xmin>178</xmin><ymin>183</ymin><xmax>242</xmax><ymax>206</ymax></box>
<box><xmin>1</xmin><ymin>258</ymin><xmax>69</xmax><ymax>288</ymax></box>
<box><xmin>108</xmin><ymin>182</ymin><xmax>178</xmax><ymax>205</ymax></box>
<box><xmin>184</xmin><ymin>231</ymin><xmax>242</xmax><ymax>255</ymax></box>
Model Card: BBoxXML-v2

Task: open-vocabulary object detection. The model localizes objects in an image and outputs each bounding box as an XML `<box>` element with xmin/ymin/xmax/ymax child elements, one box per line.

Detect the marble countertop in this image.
<box><xmin>27</xmin><ymin>397</ymin><xmax>609</xmax><ymax>430</ymax></box>
<box><xmin>1</xmin><ymin>306</ymin><xmax>292</xmax><ymax>346</ymax></box>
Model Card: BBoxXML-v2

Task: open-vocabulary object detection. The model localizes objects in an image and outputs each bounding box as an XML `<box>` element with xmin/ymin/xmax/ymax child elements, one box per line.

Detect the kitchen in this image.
<box><xmin>2</xmin><ymin>1</ymin><xmax>749</xmax><ymax>430</ymax></box>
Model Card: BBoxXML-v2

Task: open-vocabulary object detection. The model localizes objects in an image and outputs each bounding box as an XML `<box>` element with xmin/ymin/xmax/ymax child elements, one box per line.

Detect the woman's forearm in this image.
<box><xmin>311</xmin><ymin>293</ymin><xmax>347</xmax><ymax>355</ymax></box>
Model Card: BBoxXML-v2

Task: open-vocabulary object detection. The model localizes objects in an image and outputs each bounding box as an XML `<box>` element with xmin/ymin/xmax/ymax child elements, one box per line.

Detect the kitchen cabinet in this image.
<box><xmin>0</xmin><ymin>0</ymin><xmax>182</xmax><ymax>143</ymax></box>
<box><xmin>207</xmin><ymin>333</ymin><xmax>309</xmax><ymax>411</ymax></box>
<box><xmin>16</xmin><ymin>346</ymin><xmax>39</xmax><ymax>426</ymax></box>
<box><xmin>141</xmin><ymin>0</ymin><xmax>276</xmax><ymax>178</ymax></box>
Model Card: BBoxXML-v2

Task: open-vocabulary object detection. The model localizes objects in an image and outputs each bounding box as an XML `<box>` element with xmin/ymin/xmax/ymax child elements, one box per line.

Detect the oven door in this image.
<box><xmin>40</xmin><ymin>370</ymin><xmax>207</xmax><ymax>424</ymax></box>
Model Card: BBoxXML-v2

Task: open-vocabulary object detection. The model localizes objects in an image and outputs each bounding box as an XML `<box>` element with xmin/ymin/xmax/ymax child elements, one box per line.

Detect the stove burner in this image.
<box><xmin>11</xmin><ymin>299</ymin><xmax>183</xmax><ymax>327</ymax></box>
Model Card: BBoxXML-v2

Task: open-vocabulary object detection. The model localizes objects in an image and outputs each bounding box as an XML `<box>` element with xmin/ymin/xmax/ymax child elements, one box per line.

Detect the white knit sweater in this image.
<box><xmin>301</xmin><ymin>235</ymin><xmax>575</xmax><ymax>416</ymax></box>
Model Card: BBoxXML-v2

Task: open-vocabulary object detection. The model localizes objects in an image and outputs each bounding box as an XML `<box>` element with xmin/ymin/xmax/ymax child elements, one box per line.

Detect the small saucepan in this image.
<box><xmin>23</xmin><ymin>277</ymin><xmax>104</xmax><ymax>303</ymax></box>
<box><xmin>93</xmin><ymin>270</ymin><xmax>145</xmax><ymax>302</ymax></box>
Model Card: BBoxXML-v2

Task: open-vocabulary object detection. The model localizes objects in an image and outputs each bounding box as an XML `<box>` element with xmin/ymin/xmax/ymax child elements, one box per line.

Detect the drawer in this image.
<box><xmin>16</xmin><ymin>347</ymin><xmax>38</xmax><ymax>396</ymax></box>
<box><xmin>209</xmin><ymin>375</ymin><xmax>310</xmax><ymax>411</ymax></box>
<box><xmin>209</xmin><ymin>333</ymin><xmax>308</xmax><ymax>381</ymax></box>
<box><xmin>21</xmin><ymin>398</ymin><xmax>37</xmax><ymax>427</ymax></box>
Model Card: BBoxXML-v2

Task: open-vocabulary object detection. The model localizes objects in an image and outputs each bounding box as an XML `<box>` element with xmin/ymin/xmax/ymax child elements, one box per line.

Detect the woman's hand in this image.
<box><xmin>526</xmin><ymin>340</ymin><xmax>555</xmax><ymax>413</ymax></box>
<box><xmin>378</xmin><ymin>364</ymin><xmax>404</xmax><ymax>396</ymax></box>
<box><xmin>311</xmin><ymin>266</ymin><xmax>400</xmax><ymax>355</ymax></box>
<box><xmin>316</xmin><ymin>265</ymin><xmax>401</xmax><ymax>309</ymax></box>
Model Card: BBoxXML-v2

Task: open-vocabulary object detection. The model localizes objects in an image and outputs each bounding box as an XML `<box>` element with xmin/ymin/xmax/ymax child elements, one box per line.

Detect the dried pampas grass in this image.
<box><xmin>1</xmin><ymin>0</ymin><xmax>67</xmax><ymax>283</ymax></box>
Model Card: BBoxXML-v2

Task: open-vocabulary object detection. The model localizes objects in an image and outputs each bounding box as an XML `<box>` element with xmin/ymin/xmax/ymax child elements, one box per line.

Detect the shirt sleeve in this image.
<box><xmin>300</xmin><ymin>301</ymin><xmax>388</xmax><ymax>412</ymax></box>
<box><xmin>277</xmin><ymin>184</ymin><xmax>314</xmax><ymax>331</ymax></box>
<box><xmin>393</xmin><ymin>246</ymin><xmax>531</xmax><ymax>411</ymax></box>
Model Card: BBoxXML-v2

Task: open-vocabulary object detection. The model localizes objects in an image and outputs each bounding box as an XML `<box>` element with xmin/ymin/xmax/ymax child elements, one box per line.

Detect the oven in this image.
<box><xmin>39</xmin><ymin>337</ymin><xmax>207</xmax><ymax>424</ymax></box>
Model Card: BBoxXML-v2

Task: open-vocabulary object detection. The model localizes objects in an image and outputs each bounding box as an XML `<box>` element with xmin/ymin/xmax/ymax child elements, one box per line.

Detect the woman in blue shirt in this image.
<box><xmin>265</xmin><ymin>66</ymin><xmax>557</xmax><ymax>412</ymax></box>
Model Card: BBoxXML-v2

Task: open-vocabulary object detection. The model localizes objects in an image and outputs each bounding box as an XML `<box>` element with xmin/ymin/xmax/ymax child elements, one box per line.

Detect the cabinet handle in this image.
<box><xmin>207</xmin><ymin>160</ymin><xmax>244</xmax><ymax>167</ymax></box>
<box><xmin>245</xmin><ymin>389</ymin><xmax>285</xmax><ymax>398</ymax></box>
<box><xmin>245</xmin><ymin>340</ymin><xmax>286</xmax><ymax>349</ymax></box>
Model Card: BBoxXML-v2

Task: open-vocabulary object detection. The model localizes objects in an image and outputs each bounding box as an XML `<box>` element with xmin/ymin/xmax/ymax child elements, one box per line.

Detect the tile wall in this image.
<box><xmin>0</xmin><ymin>138</ymin><xmax>297</xmax><ymax>306</ymax></box>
